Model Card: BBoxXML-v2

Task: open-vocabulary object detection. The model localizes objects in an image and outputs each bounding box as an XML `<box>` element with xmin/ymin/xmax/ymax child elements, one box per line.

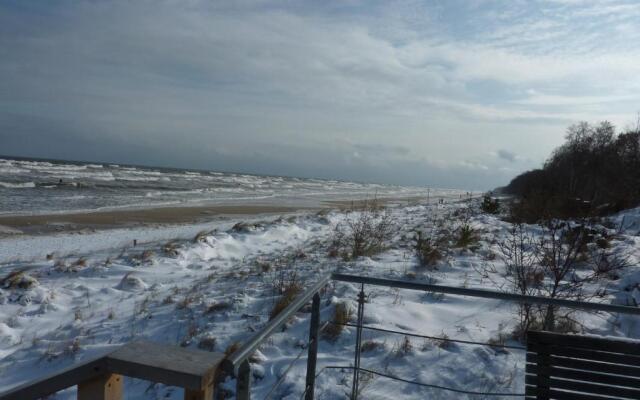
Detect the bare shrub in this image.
<box><xmin>393</xmin><ymin>336</ymin><xmax>413</xmax><ymax>357</ymax></box>
<box><xmin>455</xmin><ymin>223</ymin><xmax>478</xmax><ymax>248</ymax></box>
<box><xmin>163</xmin><ymin>241</ymin><xmax>180</xmax><ymax>256</ymax></box>
<box><xmin>536</xmin><ymin>221</ymin><xmax>590</xmax><ymax>331</ymax></box>
<box><xmin>198</xmin><ymin>336</ymin><xmax>217</xmax><ymax>352</ymax></box>
<box><xmin>323</xmin><ymin>302</ymin><xmax>352</xmax><ymax>340</ymax></box>
<box><xmin>194</xmin><ymin>230</ymin><xmax>210</xmax><ymax>243</ymax></box>
<box><xmin>206</xmin><ymin>301</ymin><xmax>232</xmax><ymax>314</ymax></box>
<box><xmin>1</xmin><ymin>270</ymin><xmax>38</xmax><ymax>289</ymax></box>
<box><xmin>481</xmin><ymin>194</ymin><xmax>500</xmax><ymax>214</ymax></box>
<box><xmin>431</xmin><ymin>332</ymin><xmax>456</xmax><ymax>350</ymax></box>
<box><xmin>328</xmin><ymin>199</ymin><xmax>392</xmax><ymax>260</ymax></box>
<box><xmin>498</xmin><ymin>223</ymin><xmax>540</xmax><ymax>337</ymax></box>
<box><xmin>269</xmin><ymin>278</ymin><xmax>302</xmax><ymax>320</ymax></box>
<box><xmin>224</xmin><ymin>341</ymin><xmax>242</xmax><ymax>357</ymax></box>
<box><xmin>142</xmin><ymin>250</ymin><xmax>155</xmax><ymax>261</ymax></box>
<box><xmin>590</xmin><ymin>246</ymin><xmax>629</xmax><ymax>280</ymax></box>
<box><xmin>360</xmin><ymin>340</ymin><xmax>384</xmax><ymax>353</ymax></box>
<box><xmin>414</xmin><ymin>231</ymin><xmax>444</xmax><ymax>269</ymax></box>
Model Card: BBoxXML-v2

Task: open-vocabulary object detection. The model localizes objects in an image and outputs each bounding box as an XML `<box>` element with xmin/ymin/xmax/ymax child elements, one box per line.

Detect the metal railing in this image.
<box><xmin>6</xmin><ymin>271</ymin><xmax>640</xmax><ymax>400</ymax></box>
<box><xmin>224</xmin><ymin>272</ymin><xmax>640</xmax><ymax>400</ymax></box>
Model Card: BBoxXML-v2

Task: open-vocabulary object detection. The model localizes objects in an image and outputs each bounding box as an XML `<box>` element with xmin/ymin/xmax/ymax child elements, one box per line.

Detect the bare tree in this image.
<box><xmin>498</xmin><ymin>223</ymin><xmax>541</xmax><ymax>337</ymax></box>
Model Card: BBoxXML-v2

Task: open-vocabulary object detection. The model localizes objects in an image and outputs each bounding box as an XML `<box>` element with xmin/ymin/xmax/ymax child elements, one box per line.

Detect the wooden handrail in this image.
<box><xmin>0</xmin><ymin>341</ymin><xmax>224</xmax><ymax>400</ymax></box>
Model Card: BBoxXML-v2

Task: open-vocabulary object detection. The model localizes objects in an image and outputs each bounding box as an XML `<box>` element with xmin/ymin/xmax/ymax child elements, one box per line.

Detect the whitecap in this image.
<box><xmin>0</xmin><ymin>181</ymin><xmax>36</xmax><ymax>189</ymax></box>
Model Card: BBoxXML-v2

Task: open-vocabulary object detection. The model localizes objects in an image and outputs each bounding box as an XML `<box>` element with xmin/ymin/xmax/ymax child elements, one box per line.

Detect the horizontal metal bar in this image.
<box><xmin>322</xmin><ymin>366</ymin><xmax>525</xmax><ymax>397</ymax></box>
<box><xmin>224</xmin><ymin>273</ymin><xmax>332</xmax><ymax>374</ymax></box>
<box><xmin>331</xmin><ymin>321</ymin><xmax>525</xmax><ymax>350</ymax></box>
<box><xmin>331</xmin><ymin>273</ymin><xmax>640</xmax><ymax>315</ymax></box>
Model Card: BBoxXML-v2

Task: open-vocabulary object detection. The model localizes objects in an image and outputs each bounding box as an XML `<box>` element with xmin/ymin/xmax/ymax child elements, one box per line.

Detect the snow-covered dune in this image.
<box><xmin>1</xmin><ymin>200</ymin><xmax>639</xmax><ymax>399</ymax></box>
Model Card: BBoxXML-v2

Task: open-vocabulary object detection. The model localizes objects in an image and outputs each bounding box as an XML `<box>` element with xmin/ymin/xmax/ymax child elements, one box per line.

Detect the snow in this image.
<box><xmin>1</xmin><ymin>199</ymin><xmax>639</xmax><ymax>399</ymax></box>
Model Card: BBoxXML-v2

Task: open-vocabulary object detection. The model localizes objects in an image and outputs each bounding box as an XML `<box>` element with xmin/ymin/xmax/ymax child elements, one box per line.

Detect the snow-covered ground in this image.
<box><xmin>1</xmin><ymin>199</ymin><xmax>639</xmax><ymax>399</ymax></box>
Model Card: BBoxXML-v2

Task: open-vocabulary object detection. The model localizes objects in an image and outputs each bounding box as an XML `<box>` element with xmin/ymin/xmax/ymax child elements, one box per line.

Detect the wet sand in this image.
<box><xmin>0</xmin><ymin>204</ymin><xmax>308</xmax><ymax>235</ymax></box>
<box><xmin>0</xmin><ymin>194</ymin><xmax>435</xmax><ymax>236</ymax></box>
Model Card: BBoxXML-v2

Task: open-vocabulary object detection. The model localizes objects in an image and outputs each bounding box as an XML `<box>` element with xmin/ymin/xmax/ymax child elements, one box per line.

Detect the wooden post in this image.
<box><xmin>236</xmin><ymin>360</ymin><xmax>251</xmax><ymax>400</ymax></box>
<box><xmin>77</xmin><ymin>373</ymin><xmax>123</xmax><ymax>400</ymax></box>
<box><xmin>537</xmin><ymin>348</ymin><xmax>550</xmax><ymax>400</ymax></box>
<box><xmin>184</xmin><ymin>384</ymin><xmax>213</xmax><ymax>400</ymax></box>
<box><xmin>304</xmin><ymin>293</ymin><xmax>321</xmax><ymax>400</ymax></box>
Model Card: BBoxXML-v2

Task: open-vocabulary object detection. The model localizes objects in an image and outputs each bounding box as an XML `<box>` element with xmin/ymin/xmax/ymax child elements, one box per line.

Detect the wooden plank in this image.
<box><xmin>105</xmin><ymin>341</ymin><xmax>224</xmax><ymax>390</ymax></box>
<box><xmin>525</xmin><ymin>386</ymin><xmax>622</xmax><ymax>400</ymax></box>
<box><xmin>0</xmin><ymin>357</ymin><xmax>109</xmax><ymax>400</ymax></box>
<box><xmin>527</xmin><ymin>354</ymin><xmax>640</xmax><ymax>377</ymax></box>
<box><xmin>527</xmin><ymin>343</ymin><xmax>640</xmax><ymax>366</ymax></box>
<box><xmin>526</xmin><ymin>364</ymin><xmax>640</xmax><ymax>388</ymax></box>
<box><xmin>525</xmin><ymin>375</ymin><xmax>640</xmax><ymax>399</ymax></box>
<box><xmin>537</xmin><ymin>351</ymin><xmax>550</xmax><ymax>400</ymax></box>
<box><xmin>528</xmin><ymin>331</ymin><xmax>640</xmax><ymax>356</ymax></box>
<box><xmin>77</xmin><ymin>373</ymin><xmax>123</xmax><ymax>400</ymax></box>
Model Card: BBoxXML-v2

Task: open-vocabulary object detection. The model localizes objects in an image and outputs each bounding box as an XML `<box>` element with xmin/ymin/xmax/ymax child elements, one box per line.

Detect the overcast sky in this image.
<box><xmin>1</xmin><ymin>0</ymin><xmax>640</xmax><ymax>189</ymax></box>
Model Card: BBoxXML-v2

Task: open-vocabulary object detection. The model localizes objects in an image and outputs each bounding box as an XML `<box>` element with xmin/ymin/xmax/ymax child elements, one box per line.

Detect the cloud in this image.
<box><xmin>0</xmin><ymin>0</ymin><xmax>639</xmax><ymax>189</ymax></box>
<box><xmin>497</xmin><ymin>149</ymin><xmax>517</xmax><ymax>163</ymax></box>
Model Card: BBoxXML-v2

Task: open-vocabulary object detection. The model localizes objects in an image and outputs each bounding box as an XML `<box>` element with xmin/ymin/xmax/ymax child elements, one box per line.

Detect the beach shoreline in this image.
<box><xmin>0</xmin><ymin>204</ymin><xmax>310</xmax><ymax>236</ymax></box>
<box><xmin>0</xmin><ymin>194</ymin><xmax>438</xmax><ymax>236</ymax></box>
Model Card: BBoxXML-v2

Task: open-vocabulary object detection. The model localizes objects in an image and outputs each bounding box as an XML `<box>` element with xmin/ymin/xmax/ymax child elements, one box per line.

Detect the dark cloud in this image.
<box><xmin>497</xmin><ymin>149</ymin><xmax>517</xmax><ymax>163</ymax></box>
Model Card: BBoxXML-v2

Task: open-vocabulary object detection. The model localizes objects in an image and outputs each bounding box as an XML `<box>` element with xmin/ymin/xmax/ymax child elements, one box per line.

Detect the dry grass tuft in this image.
<box><xmin>206</xmin><ymin>301</ymin><xmax>232</xmax><ymax>314</ymax></box>
<box><xmin>1</xmin><ymin>270</ymin><xmax>38</xmax><ymax>290</ymax></box>
<box><xmin>269</xmin><ymin>281</ymin><xmax>303</xmax><ymax>320</ymax></box>
<box><xmin>163</xmin><ymin>241</ymin><xmax>180</xmax><ymax>256</ymax></box>
<box><xmin>360</xmin><ymin>340</ymin><xmax>384</xmax><ymax>353</ymax></box>
<box><xmin>323</xmin><ymin>302</ymin><xmax>352</xmax><ymax>340</ymax></box>
<box><xmin>224</xmin><ymin>341</ymin><xmax>242</xmax><ymax>357</ymax></box>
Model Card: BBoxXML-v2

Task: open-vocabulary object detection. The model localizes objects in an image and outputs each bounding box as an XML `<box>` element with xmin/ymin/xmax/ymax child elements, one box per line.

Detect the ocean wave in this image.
<box><xmin>0</xmin><ymin>181</ymin><xmax>36</xmax><ymax>188</ymax></box>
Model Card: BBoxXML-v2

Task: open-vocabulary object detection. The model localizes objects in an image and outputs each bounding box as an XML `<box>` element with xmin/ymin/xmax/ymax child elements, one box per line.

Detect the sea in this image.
<box><xmin>0</xmin><ymin>156</ymin><xmax>454</xmax><ymax>216</ymax></box>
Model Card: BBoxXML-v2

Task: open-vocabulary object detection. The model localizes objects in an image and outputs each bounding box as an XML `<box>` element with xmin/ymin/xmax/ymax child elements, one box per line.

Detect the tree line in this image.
<box><xmin>504</xmin><ymin>121</ymin><xmax>640</xmax><ymax>222</ymax></box>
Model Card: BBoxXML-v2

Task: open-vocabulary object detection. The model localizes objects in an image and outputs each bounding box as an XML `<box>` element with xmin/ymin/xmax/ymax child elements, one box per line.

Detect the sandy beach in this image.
<box><xmin>0</xmin><ymin>204</ymin><xmax>308</xmax><ymax>235</ymax></box>
<box><xmin>0</xmin><ymin>194</ymin><xmax>440</xmax><ymax>236</ymax></box>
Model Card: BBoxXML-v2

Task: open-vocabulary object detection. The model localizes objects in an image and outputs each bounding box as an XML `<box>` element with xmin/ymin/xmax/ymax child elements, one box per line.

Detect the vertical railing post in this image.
<box><xmin>236</xmin><ymin>360</ymin><xmax>251</xmax><ymax>400</ymax></box>
<box><xmin>304</xmin><ymin>292</ymin><xmax>321</xmax><ymax>400</ymax></box>
<box><xmin>350</xmin><ymin>284</ymin><xmax>365</xmax><ymax>400</ymax></box>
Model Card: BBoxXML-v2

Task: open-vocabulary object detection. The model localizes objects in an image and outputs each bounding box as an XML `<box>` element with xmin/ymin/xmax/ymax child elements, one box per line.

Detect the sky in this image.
<box><xmin>1</xmin><ymin>0</ymin><xmax>640</xmax><ymax>190</ymax></box>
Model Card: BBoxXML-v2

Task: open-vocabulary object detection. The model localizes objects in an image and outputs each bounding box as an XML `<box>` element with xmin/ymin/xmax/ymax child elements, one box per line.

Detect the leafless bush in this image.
<box><xmin>589</xmin><ymin>246</ymin><xmax>630</xmax><ymax>280</ymax></box>
<box><xmin>360</xmin><ymin>340</ymin><xmax>385</xmax><ymax>353</ymax></box>
<box><xmin>414</xmin><ymin>231</ymin><xmax>445</xmax><ymax>269</ymax></box>
<box><xmin>328</xmin><ymin>199</ymin><xmax>392</xmax><ymax>260</ymax></box>
<box><xmin>536</xmin><ymin>220</ymin><xmax>590</xmax><ymax>331</ymax></box>
<box><xmin>498</xmin><ymin>224</ymin><xmax>540</xmax><ymax>337</ymax></box>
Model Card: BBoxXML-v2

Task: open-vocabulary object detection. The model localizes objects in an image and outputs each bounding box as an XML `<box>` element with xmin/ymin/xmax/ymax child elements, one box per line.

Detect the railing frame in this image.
<box><xmin>224</xmin><ymin>272</ymin><xmax>640</xmax><ymax>400</ymax></box>
<box><xmin>5</xmin><ymin>272</ymin><xmax>640</xmax><ymax>400</ymax></box>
